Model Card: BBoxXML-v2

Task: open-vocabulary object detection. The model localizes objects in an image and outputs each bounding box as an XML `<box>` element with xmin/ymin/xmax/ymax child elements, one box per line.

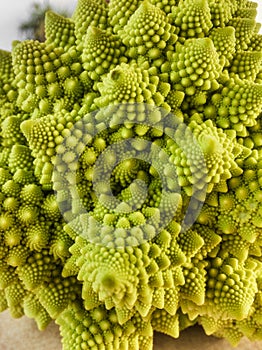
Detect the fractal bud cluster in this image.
<box><xmin>0</xmin><ymin>0</ymin><xmax>262</xmax><ymax>349</ymax></box>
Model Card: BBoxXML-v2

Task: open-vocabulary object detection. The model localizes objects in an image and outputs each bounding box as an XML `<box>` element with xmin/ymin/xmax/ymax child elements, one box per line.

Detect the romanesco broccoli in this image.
<box><xmin>0</xmin><ymin>0</ymin><xmax>262</xmax><ymax>349</ymax></box>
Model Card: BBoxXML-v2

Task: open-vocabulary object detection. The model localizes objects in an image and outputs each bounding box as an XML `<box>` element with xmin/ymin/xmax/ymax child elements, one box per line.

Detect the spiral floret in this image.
<box><xmin>170</xmin><ymin>38</ymin><xmax>222</xmax><ymax>96</ymax></box>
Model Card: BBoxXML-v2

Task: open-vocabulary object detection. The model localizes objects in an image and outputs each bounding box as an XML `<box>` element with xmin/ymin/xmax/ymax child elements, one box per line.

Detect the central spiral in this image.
<box><xmin>52</xmin><ymin>103</ymin><xmax>207</xmax><ymax>247</ymax></box>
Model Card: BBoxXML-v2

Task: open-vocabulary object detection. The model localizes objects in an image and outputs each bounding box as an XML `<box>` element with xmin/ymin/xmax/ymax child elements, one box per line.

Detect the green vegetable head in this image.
<box><xmin>0</xmin><ymin>0</ymin><xmax>262</xmax><ymax>349</ymax></box>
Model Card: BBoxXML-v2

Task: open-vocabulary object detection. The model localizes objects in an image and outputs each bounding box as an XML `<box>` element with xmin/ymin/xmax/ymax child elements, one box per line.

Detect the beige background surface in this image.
<box><xmin>0</xmin><ymin>310</ymin><xmax>262</xmax><ymax>350</ymax></box>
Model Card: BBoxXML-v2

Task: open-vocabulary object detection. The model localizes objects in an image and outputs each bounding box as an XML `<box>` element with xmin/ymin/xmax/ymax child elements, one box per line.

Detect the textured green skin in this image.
<box><xmin>0</xmin><ymin>0</ymin><xmax>262</xmax><ymax>349</ymax></box>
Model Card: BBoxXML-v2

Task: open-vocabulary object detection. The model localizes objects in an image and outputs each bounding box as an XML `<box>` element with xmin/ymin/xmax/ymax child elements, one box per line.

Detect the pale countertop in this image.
<box><xmin>0</xmin><ymin>310</ymin><xmax>262</xmax><ymax>350</ymax></box>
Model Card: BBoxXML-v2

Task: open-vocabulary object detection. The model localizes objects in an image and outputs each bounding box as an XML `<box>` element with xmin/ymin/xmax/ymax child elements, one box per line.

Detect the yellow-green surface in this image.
<box><xmin>1</xmin><ymin>0</ymin><xmax>262</xmax><ymax>349</ymax></box>
<box><xmin>0</xmin><ymin>310</ymin><xmax>261</xmax><ymax>350</ymax></box>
